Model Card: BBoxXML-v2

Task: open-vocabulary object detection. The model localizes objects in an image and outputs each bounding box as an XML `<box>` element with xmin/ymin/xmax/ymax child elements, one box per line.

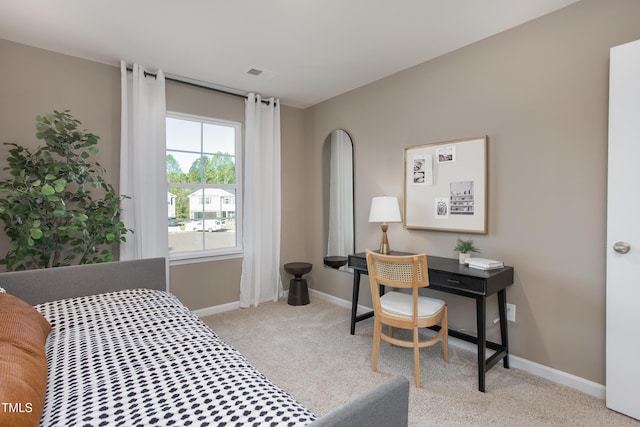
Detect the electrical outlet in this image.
<box><xmin>507</xmin><ymin>303</ymin><xmax>516</xmax><ymax>322</ymax></box>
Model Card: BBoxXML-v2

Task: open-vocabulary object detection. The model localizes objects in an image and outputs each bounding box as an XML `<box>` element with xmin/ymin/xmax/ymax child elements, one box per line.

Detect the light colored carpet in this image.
<box><xmin>201</xmin><ymin>297</ymin><xmax>638</xmax><ymax>426</ymax></box>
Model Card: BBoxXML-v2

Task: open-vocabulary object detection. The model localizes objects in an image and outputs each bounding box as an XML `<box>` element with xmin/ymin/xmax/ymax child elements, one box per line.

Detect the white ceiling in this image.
<box><xmin>0</xmin><ymin>0</ymin><xmax>579</xmax><ymax>109</ymax></box>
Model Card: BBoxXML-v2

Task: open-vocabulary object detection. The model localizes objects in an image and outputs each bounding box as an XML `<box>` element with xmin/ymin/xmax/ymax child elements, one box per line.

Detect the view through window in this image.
<box><xmin>166</xmin><ymin>113</ymin><xmax>242</xmax><ymax>258</ymax></box>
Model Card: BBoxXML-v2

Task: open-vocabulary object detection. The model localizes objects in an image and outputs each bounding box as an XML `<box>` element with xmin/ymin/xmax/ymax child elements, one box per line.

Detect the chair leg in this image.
<box><xmin>442</xmin><ymin>306</ymin><xmax>449</xmax><ymax>363</ymax></box>
<box><xmin>413</xmin><ymin>327</ymin><xmax>421</xmax><ymax>388</ymax></box>
<box><xmin>372</xmin><ymin>320</ymin><xmax>382</xmax><ymax>372</ymax></box>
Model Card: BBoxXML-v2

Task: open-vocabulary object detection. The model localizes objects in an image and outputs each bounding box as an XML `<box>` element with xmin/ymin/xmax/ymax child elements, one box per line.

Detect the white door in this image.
<box><xmin>606</xmin><ymin>39</ymin><xmax>640</xmax><ymax>420</ymax></box>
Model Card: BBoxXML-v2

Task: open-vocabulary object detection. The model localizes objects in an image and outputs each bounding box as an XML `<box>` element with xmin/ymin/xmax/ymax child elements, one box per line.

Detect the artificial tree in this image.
<box><xmin>0</xmin><ymin>111</ymin><xmax>131</xmax><ymax>270</ymax></box>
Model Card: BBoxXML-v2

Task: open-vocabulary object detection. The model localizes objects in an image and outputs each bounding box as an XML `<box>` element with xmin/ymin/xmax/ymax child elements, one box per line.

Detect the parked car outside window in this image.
<box><xmin>190</xmin><ymin>219</ymin><xmax>222</xmax><ymax>232</ymax></box>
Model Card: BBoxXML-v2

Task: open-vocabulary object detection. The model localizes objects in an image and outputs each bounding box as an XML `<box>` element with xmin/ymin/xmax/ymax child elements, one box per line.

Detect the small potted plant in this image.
<box><xmin>454</xmin><ymin>238</ymin><xmax>480</xmax><ymax>264</ymax></box>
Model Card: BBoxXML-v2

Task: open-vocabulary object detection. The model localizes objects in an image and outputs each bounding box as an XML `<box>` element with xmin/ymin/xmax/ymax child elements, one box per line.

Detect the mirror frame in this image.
<box><xmin>322</xmin><ymin>129</ymin><xmax>354</xmax><ymax>272</ymax></box>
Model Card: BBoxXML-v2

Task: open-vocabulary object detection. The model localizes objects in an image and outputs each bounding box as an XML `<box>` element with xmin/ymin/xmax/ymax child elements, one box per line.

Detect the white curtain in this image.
<box><xmin>119</xmin><ymin>61</ymin><xmax>168</xmax><ymax>264</ymax></box>
<box><xmin>240</xmin><ymin>93</ymin><xmax>282</xmax><ymax>308</ymax></box>
<box><xmin>327</xmin><ymin>131</ymin><xmax>354</xmax><ymax>263</ymax></box>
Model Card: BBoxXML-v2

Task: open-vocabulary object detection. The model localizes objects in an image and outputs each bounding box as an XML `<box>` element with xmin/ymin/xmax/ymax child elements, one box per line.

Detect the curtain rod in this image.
<box><xmin>128</xmin><ymin>67</ymin><xmax>273</xmax><ymax>105</ymax></box>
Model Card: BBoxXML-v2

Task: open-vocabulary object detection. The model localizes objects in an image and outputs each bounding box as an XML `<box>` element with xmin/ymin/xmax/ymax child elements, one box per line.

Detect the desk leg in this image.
<box><xmin>350</xmin><ymin>270</ymin><xmax>361</xmax><ymax>335</ymax></box>
<box><xmin>476</xmin><ymin>296</ymin><xmax>487</xmax><ymax>392</ymax></box>
<box><xmin>498</xmin><ymin>289</ymin><xmax>510</xmax><ymax>369</ymax></box>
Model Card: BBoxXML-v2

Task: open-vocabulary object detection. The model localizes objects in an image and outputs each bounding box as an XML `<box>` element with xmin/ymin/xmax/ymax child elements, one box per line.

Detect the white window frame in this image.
<box><xmin>166</xmin><ymin>111</ymin><xmax>243</xmax><ymax>264</ymax></box>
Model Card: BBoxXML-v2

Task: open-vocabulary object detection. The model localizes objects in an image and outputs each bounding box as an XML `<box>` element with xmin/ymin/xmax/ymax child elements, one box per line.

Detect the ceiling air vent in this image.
<box><xmin>246</xmin><ymin>68</ymin><xmax>278</xmax><ymax>80</ymax></box>
<box><xmin>247</xmin><ymin>68</ymin><xmax>263</xmax><ymax>76</ymax></box>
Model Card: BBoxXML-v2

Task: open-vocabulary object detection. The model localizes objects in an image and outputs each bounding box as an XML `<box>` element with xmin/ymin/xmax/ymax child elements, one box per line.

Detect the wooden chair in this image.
<box><xmin>366</xmin><ymin>250</ymin><xmax>448</xmax><ymax>388</ymax></box>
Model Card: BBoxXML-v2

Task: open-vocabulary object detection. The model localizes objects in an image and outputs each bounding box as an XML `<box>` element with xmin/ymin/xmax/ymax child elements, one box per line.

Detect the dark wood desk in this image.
<box><xmin>347</xmin><ymin>251</ymin><xmax>514</xmax><ymax>392</ymax></box>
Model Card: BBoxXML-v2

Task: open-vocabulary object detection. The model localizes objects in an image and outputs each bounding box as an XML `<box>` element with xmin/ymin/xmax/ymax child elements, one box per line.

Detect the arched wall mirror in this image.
<box><xmin>322</xmin><ymin>129</ymin><xmax>354</xmax><ymax>272</ymax></box>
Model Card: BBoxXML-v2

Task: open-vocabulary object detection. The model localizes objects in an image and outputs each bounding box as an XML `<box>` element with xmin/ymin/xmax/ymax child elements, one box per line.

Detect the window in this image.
<box><xmin>166</xmin><ymin>113</ymin><xmax>242</xmax><ymax>260</ymax></box>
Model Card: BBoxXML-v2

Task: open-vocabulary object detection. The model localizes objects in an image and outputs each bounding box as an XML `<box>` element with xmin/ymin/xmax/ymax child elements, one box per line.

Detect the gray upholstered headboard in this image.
<box><xmin>0</xmin><ymin>257</ymin><xmax>166</xmax><ymax>305</ymax></box>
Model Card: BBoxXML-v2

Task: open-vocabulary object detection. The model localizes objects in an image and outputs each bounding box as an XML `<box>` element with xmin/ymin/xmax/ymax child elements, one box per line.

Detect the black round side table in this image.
<box><xmin>284</xmin><ymin>262</ymin><xmax>312</xmax><ymax>306</ymax></box>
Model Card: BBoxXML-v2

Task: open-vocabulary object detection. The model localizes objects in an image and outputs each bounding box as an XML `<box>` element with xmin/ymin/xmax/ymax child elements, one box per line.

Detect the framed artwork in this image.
<box><xmin>403</xmin><ymin>136</ymin><xmax>488</xmax><ymax>234</ymax></box>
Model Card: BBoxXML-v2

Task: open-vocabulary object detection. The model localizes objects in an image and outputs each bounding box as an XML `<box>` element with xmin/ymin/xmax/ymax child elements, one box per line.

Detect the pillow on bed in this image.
<box><xmin>0</xmin><ymin>292</ymin><xmax>51</xmax><ymax>427</ymax></box>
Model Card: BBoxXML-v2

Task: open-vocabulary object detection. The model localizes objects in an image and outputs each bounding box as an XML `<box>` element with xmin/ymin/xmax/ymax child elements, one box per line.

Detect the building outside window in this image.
<box><xmin>166</xmin><ymin>113</ymin><xmax>242</xmax><ymax>260</ymax></box>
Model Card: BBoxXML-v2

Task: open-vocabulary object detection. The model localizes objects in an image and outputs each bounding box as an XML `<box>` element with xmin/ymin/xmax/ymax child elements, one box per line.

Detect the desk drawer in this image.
<box><xmin>348</xmin><ymin>255</ymin><xmax>368</xmax><ymax>271</ymax></box>
<box><xmin>429</xmin><ymin>270</ymin><xmax>486</xmax><ymax>294</ymax></box>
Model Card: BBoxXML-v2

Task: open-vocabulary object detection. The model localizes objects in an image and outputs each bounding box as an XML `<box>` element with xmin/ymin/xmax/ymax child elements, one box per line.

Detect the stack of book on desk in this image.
<box><xmin>465</xmin><ymin>257</ymin><xmax>504</xmax><ymax>270</ymax></box>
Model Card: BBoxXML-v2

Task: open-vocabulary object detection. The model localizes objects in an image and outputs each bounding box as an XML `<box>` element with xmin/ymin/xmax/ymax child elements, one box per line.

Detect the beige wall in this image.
<box><xmin>303</xmin><ymin>0</ymin><xmax>640</xmax><ymax>385</ymax></box>
<box><xmin>0</xmin><ymin>39</ymin><xmax>121</xmax><ymax>260</ymax></box>
<box><xmin>2</xmin><ymin>0</ymin><xmax>640</xmax><ymax>386</ymax></box>
<box><xmin>0</xmin><ymin>40</ymin><xmax>121</xmax><ymax>186</ymax></box>
<box><xmin>0</xmin><ymin>40</ymin><xmax>309</xmax><ymax>310</ymax></box>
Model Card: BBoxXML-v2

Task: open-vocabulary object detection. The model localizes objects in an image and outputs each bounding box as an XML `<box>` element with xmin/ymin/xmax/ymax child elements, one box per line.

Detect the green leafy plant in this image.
<box><xmin>454</xmin><ymin>238</ymin><xmax>480</xmax><ymax>254</ymax></box>
<box><xmin>0</xmin><ymin>110</ymin><xmax>131</xmax><ymax>270</ymax></box>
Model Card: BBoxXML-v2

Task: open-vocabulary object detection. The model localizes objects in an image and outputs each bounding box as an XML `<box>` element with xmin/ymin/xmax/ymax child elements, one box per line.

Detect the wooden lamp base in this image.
<box><xmin>379</xmin><ymin>223</ymin><xmax>390</xmax><ymax>254</ymax></box>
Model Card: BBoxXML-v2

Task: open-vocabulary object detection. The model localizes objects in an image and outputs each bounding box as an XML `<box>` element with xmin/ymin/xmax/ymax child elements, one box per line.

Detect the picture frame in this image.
<box><xmin>403</xmin><ymin>136</ymin><xmax>488</xmax><ymax>234</ymax></box>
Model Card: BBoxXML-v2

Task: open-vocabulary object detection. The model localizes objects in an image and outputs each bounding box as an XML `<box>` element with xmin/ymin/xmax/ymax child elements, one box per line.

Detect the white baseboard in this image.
<box><xmin>192</xmin><ymin>301</ymin><xmax>240</xmax><ymax>317</ymax></box>
<box><xmin>508</xmin><ymin>355</ymin><xmax>605</xmax><ymax>399</ymax></box>
<box><xmin>194</xmin><ymin>287</ymin><xmax>605</xmax><ymax>400</ymax></box>
<box><xmin>308</xmin><ymin>288</ymin><xmax>606</xmax><ymax>399</ymax></box>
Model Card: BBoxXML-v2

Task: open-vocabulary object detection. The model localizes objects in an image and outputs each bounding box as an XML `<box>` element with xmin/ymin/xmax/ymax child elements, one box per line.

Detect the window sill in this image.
<box><xmin>169</xmin><ymin>250</ymin><xmax>243</xmax><ymax>266</ymax></box>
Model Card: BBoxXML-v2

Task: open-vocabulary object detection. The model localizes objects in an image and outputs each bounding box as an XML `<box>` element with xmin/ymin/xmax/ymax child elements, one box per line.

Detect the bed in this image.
<box><xmin>0</xmin><ymin>258</ymin><xmax>409</xmax><ymax>427</ymax></box>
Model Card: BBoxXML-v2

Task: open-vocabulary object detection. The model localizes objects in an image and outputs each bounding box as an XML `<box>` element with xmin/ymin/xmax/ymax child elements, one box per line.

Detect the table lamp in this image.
<box><xmin>368</xmin><ymin>196</ymin><xmax>401</xmax><ymax>254</ymax></box>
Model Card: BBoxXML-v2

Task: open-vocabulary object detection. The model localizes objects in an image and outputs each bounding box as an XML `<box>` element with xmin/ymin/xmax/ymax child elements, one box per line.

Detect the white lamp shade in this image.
<box><xmin>368</xmin><ymin>196</ymin><xmax>401</xmax><ymax>223</ymax></box>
